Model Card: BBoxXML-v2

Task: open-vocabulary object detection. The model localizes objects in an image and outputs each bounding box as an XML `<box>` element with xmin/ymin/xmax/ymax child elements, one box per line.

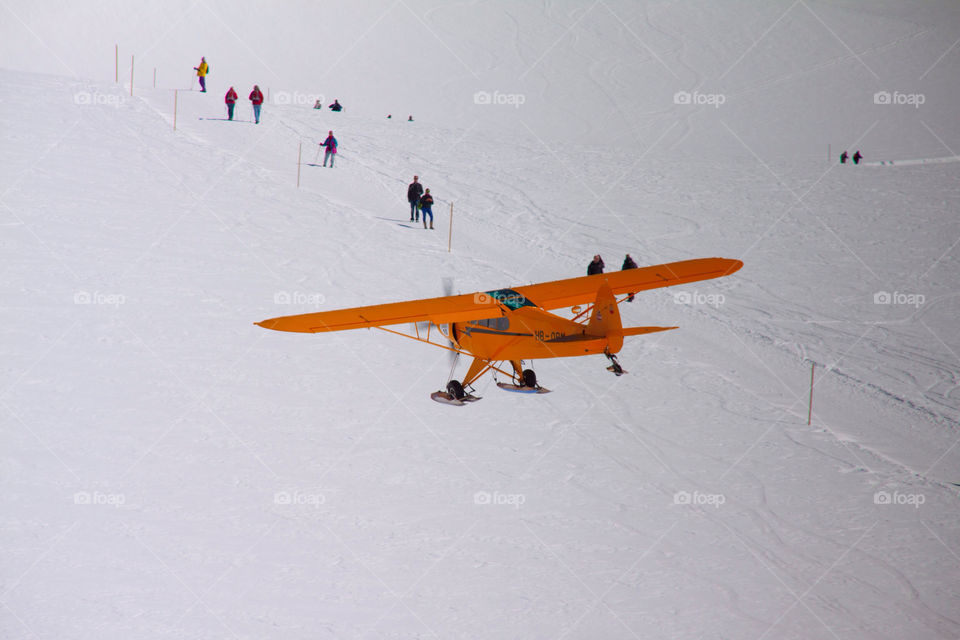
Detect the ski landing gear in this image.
<box><xmin>430</xmin><ymin>379</ymin><xmax>481</xmax><ymax>406</ymax></box>
<box><xmin>604</xmin><ymin>349</ymin><xmax>626</xmax><ymax>376</ymax></box>
<box><xmin>496</xmin><ymin>362</ymin><xmax>551</xmax><ymax>394</ymax></box>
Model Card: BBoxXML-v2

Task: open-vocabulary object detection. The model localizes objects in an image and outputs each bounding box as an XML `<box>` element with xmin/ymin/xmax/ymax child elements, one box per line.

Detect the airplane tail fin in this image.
<box><xmin>586</xmin><ymin>282</ymin><xmax>624</xmax><ymax>351</ymax></box>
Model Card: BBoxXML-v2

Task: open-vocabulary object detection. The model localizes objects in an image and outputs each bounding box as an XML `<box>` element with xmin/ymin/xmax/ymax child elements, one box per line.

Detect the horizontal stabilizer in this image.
<box><xmin>622</xmin><ymin>326</ymin><xmax>678</xmax><ymax>337</ymax></box>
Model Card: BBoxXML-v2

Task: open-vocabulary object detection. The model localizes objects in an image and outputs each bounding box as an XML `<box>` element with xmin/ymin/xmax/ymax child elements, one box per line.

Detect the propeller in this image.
<box><xmin>440</xmin><ymin>277</ymin><xmax>459</xmax><ymax>376</ymax></box>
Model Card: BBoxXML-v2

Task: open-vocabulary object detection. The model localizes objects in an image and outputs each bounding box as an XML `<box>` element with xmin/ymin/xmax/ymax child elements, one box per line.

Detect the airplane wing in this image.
<box><xmin>512</xmin><ymin>257</ymin><xmax>743</xmax><ymax>310</ymax></box>
<box><xmin>256</xmin><ymin>257</ymin><xmax>742</xmax><ymax>333</ymax></box>
<box><xmin>256</xmin><ymin>292</ymin><xmax>504</xmax><ymax>333</ymax></box>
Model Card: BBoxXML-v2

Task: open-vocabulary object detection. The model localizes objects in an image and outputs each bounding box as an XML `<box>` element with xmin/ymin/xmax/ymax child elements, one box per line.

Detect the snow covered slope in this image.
<box><xmin>2</xmin><ymin>1</ymin><xmax>959</xmax><ymax>638</ymax></box>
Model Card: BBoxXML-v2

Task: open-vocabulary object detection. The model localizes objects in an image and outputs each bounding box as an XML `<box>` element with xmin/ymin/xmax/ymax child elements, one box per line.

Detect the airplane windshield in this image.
<box><xmin>484</xmin><ymin>289</ymin><xmax>535</xmax><ymax>311</ymax></box>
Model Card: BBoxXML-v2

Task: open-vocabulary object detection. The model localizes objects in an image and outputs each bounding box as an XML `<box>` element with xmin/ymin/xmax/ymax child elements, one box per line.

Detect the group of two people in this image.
<box><xmin>406</xmin><ymin>176</ymin><xmax>435</xmax><ymax>229</ymax></box>
<box><xmin>589</xmin><ymin>253</ymin><xmax>639</xmax><ymax>301</ymax></box>
<box><xmin>314</xmin><ymin>99</ymin><xmax>343</xmax><ymax>111</ymax></box>
<box><xmin>224</xmin><ymin>85</ymin><xmax>264</xmax><ymax>123</ymax></box>
<box><xmin>840</xmin><ymin>150</ymin><xmax>863</xmax><ymax>164</ymax></box>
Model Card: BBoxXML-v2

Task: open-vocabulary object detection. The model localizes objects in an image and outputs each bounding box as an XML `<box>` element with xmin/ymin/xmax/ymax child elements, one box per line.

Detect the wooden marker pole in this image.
<box><xmin>173</xmin><ymin>90</ymin><xmax>178</xmax><ymax>131</ymax></box>
<box><xmin>130</xmin><ymin>55</ymin><xmax>134</xmax><ymax>96</ymax></box>
<box><xmin>447</xmin><ymin>202</ymin><xmax>454</xmax><ymax>252</ymax></box>
<box><xmin>297</xmin><ymin>142</ymin><xmax>302</xmax><ymax>188</ymax></box>
<box><xmin>807</xmin><ymin>362</ymin><xmax>815</xmax><ymax>425</ymax></box>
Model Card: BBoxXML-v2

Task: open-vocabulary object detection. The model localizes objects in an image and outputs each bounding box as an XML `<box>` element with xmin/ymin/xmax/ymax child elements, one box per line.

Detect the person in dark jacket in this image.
<box><xmin>840</xmin><ymin>150</ymin><xmax>848</xmax><ymax>164</ymax></box>
<box><xmin>419</xmin><ymin>189</ymin><xmax>434</xmax><ymax>229</ymax></box>
<box><xmin>329</xmin><ymin>99</ymin><xmax>343</xmax><ymax>112</ymax></box>
<box><xmin>320</xmin><ymin>130</ymin><xmax>337</xmax><ymax>167</ymax></box>
<box><xmin>407</xmin><ymin>176</ymin><xmax>424</xmax><ymax>221</ymax></box>
<box><xmin>587</xmin><ymin>255</ymin><xmax>604</xmax><ymax>275</ymax></box>
<box><xmin>248</xmin><ymin>85</ymin><xmax>264</xmax><ymax>123</ymax></box>
<box><xmin>622</xmin><ymin>253</ymin><xmax>638</xmax><ymax>301</ymax></box>
<box><xmin>852</xmin><ymin>150</ymin><xmax>862</xmax><ymax>165</ymax></box>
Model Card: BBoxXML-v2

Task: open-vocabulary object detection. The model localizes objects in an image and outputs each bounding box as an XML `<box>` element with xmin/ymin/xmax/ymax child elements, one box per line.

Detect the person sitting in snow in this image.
<box><xmin>329</xmin><ymin>99</ymin><xmax>343</xmax><ymax>112</ymax></box>
<box><xmin>587</xmin><ymin>255</ymin><xmax>604</xmax><ymax>276</ymax></box>
<box><xmin>313</xmin><ymin>100</ymin><xmax>322</xmax><ymax>109</ymax></box>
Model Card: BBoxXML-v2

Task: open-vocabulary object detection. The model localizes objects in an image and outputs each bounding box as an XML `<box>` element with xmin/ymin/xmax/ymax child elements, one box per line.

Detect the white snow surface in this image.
<box><xmin>2</xmin><ymin>1</ymin><xmax>959</xmax><ymax>639</ymax></box>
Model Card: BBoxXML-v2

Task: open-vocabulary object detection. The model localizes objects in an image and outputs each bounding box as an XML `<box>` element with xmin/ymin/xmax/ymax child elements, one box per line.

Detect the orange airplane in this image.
<box><xmin>257</xmin><ymin>257</ymin><xmax>743</xmax><ymax>405</ymax></box>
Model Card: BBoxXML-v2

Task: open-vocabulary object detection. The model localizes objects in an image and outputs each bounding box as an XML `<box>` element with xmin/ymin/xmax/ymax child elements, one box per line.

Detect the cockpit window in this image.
<box><xmin>483</xmin><ymin>288</ymin><xmax>534</xmax><ymax>311</ymax></box>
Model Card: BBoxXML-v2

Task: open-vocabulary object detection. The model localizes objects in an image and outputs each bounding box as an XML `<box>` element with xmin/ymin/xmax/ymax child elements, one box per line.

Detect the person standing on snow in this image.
<box><xmin>840</xmin><ymin>150</ymin><xmax>848</xmax><ymax>164</ymax></box>
<box><xmin>419</xmin><ymin>188</ymin><xmax>434</xmax><ymax>229</ymax></box>
<box><xmin>248</xmin><ymin>85</ymin><xmax>264</xmax><ymax>124</ymax></box>
<box><xmin>224</xmin><ymin>86</ymin><xmax>238</xmax><ymax>120</ymax></box>
<box><xmin>622</xmin><ymin>253</ymin><xmax>638</xmax><ymax>301</ymax></box>
<box><xmin>320</xmin><ymin>130</ymin><xmax>338</xmax><ymax>167</ymax></box>
<box><xmin>407</xmin><ymin>175</ymin><xmax>424</xmax><ymax>221</ymax></box>
<box><xmin>194</xmin><ymin>57</ymin><xmax>209</xmax><ymax>92</ymax></box>
<box><xmin>852</xmin><ymin>150</ymin><xmax>863</xmax><ymax>165</ymax></box>
<box><xmin>587</xmin><ymin>255</ymin><xmax>605</xmax><ymax>275</ymax></box>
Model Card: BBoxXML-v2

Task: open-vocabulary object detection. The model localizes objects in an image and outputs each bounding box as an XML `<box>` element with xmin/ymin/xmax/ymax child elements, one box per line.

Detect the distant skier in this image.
<box><xmin>840</xmin><ymin>150</ymin><xmax>848</xmax><ymax>164</ymax></box>
<box><xmin>194</xmin><ymin>57</ymin><xmax>209</xmax><ymax>92</ymax></box>
<box><xmin>407</xmin><ymin>175</ymin><xmax>424</xmax><ymax>221</ymax></box>
<box><xmin>329</xmin><ymin>99</ymin><xmax>343</xmax><ymax>112</ymax></box>
<box><xmin>622</xmin><ymin>254</ymin><xmax>638</xmax><ymax>301</ymax></box>
<box><xmin>320</xmin><ymin>130</ymin><xmax>338</xmax><ymax>167</ymax></box>
<box><xmin>852</xmin><ymin>150</ymin><xmax>862</xmax><ymax>165</ymax></box>
<box><xmin>587</xmin><ymin>255</ymin><xmax>604</xmax><ymax>276</ymax></box>
<box><xmin>249</xmin><ymin>85</ymin><xmax>264</xmax><ymax>124</ymax></box>
<box><xmin>224</xmin><ymin>87</ymin><xmax>238</xmax><ymax>120</ymax></box>
<box><xmin>408</xmin><ymin>115</ymin><xmax>414</xmax><ymax>122</ymax></box>
<box><xmin>419</xmin><ymin>189</ymin><xmax>434</xmax><ymax>229</ymax></box>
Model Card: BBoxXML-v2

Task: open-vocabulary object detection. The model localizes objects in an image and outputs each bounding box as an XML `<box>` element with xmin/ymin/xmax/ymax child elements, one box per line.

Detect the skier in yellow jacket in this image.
<box><xmin>194</xmin><ymin>57</ymin><xmax>209</xmax><ymax>92</ymax></box>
